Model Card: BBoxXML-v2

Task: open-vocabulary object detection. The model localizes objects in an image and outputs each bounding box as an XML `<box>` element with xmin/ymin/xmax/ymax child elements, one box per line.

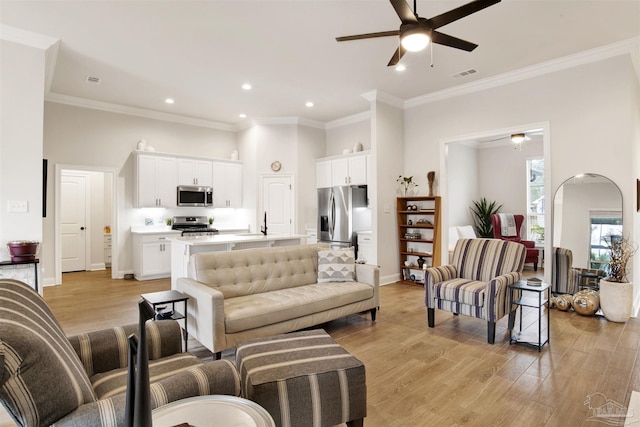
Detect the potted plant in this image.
<box><xmin>397</xmin><ymin>175</ymin><xmax>418</xmax><ymax>196</ymax></box>
<box><xmin>470</xmin><ymin>198</ymin><xmax>502</xmax><ymax>238</ymax></box>
<box><xmin>599</xmin><ymin>235</ymin><xmax>638</xmax><ymax>322</ymax></box>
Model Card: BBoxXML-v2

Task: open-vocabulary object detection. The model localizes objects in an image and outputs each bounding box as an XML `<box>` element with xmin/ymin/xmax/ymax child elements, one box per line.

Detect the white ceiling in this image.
<box><xmin>2</xmin><ymin>1</ymin><xmax>639</xmax><ymax>128</ymax></box>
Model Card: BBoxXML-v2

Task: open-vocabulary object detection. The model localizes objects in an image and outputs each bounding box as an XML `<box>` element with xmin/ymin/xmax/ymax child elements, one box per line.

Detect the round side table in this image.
<box><xmin>152</xmin><ymin>395</ymin><xmax>275</xmax><ymax>427</ymax></box>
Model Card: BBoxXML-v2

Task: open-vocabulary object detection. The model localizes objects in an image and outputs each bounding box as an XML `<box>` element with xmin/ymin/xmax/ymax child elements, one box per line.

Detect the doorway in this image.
<box><xmin>439</xmin><ymin>122</ymin><xmax>551</xmax><ymax>281</ymax></box>
<box><xmin>55</xmin><ymin>164</ymin><xmax>118</xmax><ymax>284</ymax></box>
<box><xmin>261</xmin><ymin>174</ymin><xmax>293</xmax><ymax>235</ymax></box>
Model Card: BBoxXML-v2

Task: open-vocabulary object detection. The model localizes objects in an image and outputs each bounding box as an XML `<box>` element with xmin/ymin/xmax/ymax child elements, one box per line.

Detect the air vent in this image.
<box><xmin>451</xmin><ymin>69</ymin><xmax>477</xmax><ymax>79</ymax></box>
<box><xmin>85</xmin><ymin>76</ymin><xmax>101</xmax><ymax>84</ymax></box>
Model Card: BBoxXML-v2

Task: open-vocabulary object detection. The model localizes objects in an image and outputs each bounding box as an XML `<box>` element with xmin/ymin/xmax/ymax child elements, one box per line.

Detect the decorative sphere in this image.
<box><xmin>572</xmin><ymin>290</ymin><xmax>600</xmax><ymax>316</ymax></box>
<box><xmin>555</xmin><ymin>295</ymin><xmax>573</xmax><ymax>311</ymax></box>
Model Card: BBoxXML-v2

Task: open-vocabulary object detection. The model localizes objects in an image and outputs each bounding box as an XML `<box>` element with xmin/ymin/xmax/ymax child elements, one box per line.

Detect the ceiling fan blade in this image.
<box><xmin>427</xmin><ymin>0</ymin><xmax>500</xmax><ymax>30</ymax></box>
<box><xmin>431</xmin><ymin>31</ymin><xmax>478</xmax><ymax>51</ymax></box>
<box><xmin>390</xmin><ymin>0</ymin><xmax>418</xmax><ymax>23</ymax></box>
<box><xmin>336</xmin><ymin>30</ymin><xmax>399</xmax><ymax>42</ymax></box>
<box><xmin>387</xmin><ymin>45</ymin><xmax>406</xmax><ymax>67</ymax></box>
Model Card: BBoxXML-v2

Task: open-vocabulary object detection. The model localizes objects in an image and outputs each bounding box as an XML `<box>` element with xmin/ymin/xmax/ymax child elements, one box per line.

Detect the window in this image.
<box><xmin>526</xmin><ymin>158</ymin><xmax>544</xmax><ymax>243</ymax></box>
<box><xmin>589</xmin><ymin>211</ymin><xmax>622</xmax><ymax>270</ymax></box>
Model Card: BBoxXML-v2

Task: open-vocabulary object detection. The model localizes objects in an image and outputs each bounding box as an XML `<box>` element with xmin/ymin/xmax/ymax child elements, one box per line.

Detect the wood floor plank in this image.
<box><xmin>17</xmin><ymin>270</ymin><xmax>637</xmax><ymax>427</ymax></box>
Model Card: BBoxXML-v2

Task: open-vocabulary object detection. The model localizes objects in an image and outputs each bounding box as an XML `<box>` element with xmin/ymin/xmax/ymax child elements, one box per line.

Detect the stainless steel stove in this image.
<box><xmin>172</xmin><ymin>216</ymin><xmax>218</xmax><ymax>236</ymax></box>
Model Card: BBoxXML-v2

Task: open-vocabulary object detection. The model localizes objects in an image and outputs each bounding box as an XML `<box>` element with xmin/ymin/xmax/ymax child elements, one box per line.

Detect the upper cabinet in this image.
<box><xmin>135</xmin><ymin>154</ymin><xmax>177</xmax><ymax>208</ymax></box>
<box><xmin>316</xmin><ymin>152</ymin><xmax>369</xmax><ymax>188</ymax></box>
<box><xmin>177</xmin><ymin>158</ymin><xmax>213</xmax><ymax>187</ymax></box>
<box><xmin>212</xmin><ymin>161</ymin><xmax>242</xmax><ymax>208</ymax></box>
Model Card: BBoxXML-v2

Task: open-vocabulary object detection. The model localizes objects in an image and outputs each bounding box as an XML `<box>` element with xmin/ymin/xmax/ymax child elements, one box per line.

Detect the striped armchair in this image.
<box><xmin>424</xmin><ymin>239</ymin><xmax>526</xmax><ymax>344</ymax></box>
<box><xmin>0</xmin><ymin>279</ymin><xmax>240</xmax><ymax>427</ymax></box>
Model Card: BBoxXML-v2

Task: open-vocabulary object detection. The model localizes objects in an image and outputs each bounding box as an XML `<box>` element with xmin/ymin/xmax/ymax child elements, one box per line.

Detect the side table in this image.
<box><xmin>152</xmin><ymin>395</ymin><xmax>275</xmax><ymax>427</ymax></box>
<box><xmin>508</xmin><ymin>280</ymin><xmax>550</xmax><ymax>351</ymax></box>
<box><xmin>141</xmin><ymin>290</ymin><xmax>189</xmax><ymax>352</ymax></box>
<box><xmin>0</xmin><ymin>258</ymin><xmax>39</xmax><ymax>292</ymax></box>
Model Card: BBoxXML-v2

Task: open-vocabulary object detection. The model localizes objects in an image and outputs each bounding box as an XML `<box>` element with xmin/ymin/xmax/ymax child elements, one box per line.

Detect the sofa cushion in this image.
<box><xmin>434</xmin><ymin>278</ymin><xmax>487</xmax><ymax>307</ymax></box>
<box><xmin>317</xmin><ymin>248</ymin><xmax>355</xmax><ymax>283</ymax></box>
<box><xmin>224</xmin><ymin>282</ymin><xmax>374</xmax><ymax>333</ymax></box>
<box><xmin>0</xmin><ymin>279</ymin><xmax>97</xmax><ymax>427</ymax></box>
<box><xmin>189</xmin><ymin>245</ymin><xmax>320</xmax><ymax>298</ymax></box>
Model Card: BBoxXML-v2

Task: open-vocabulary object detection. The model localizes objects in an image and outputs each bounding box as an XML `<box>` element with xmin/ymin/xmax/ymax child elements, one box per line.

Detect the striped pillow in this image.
<box><xmin>0</xmin><ymin>279</ymin><xmax>97</xmax><ymax>426</ymax></box>
<box><xmin>317</xmin><ymin>248</ymin><xmax>355</xmax><ymax>283</ymax></box>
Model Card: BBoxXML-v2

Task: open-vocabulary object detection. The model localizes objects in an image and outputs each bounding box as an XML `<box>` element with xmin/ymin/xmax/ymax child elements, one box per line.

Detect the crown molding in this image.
<box><xmin>405</xmin><ymin>37</ymin><xmax>640</xmax><ymax>109</ymax></box>
<box><xmin>0</xmin><ymin>25</ymin><xmax>59</xmax><ymax>50</ymax></box>
<box><xmin>45</xmin><ymin>93</ymin><xmax>237</xmax><ymax>132</ymax></box>
<box><xmin>325</xmin><ymin>111</ymin><xmax>370</xmax><ymax>130</ymax></box>
<box><xmin>239</xmin><ymin>116</ymin><xmax>325</xmax><ymax>131</ymax></box>
<box><xmin>361</xmin><ymin>90</ymin><xmax>404</xmax><ymax>109</ymax></box>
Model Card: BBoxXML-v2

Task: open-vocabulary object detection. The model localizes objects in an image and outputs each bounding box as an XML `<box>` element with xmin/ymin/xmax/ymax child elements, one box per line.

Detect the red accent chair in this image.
<box><xmin>491</xmin><ymin>214</ymin><xmax>539</xmax><ymax>271</ymax></box>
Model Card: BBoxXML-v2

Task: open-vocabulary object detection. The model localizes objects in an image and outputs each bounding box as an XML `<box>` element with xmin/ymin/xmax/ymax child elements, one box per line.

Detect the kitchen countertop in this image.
<box><xmin>131</xmin><ymin>226</ymin><xmax>181</xmax><ymax>235</ymax></box>
<box><xmin>173</xmin><ymin>233</ymin><xmax>307</xmax><ymax>246</ymax></box>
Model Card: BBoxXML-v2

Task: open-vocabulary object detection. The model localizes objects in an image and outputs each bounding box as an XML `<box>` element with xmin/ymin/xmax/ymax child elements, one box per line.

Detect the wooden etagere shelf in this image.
<box><xmin>397</xmin><ymin>196</ymin><xmax>441</xmax><ymax>286</ymax></box>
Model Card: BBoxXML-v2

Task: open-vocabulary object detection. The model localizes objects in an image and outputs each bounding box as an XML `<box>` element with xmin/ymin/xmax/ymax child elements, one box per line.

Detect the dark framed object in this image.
<box><xmin>42</xmin><ymin>159</ymin><xmax>48</xmax><ymax>217</ymax></box>
<box><xmin>637</xmin><ymin>178</ymin><xmax>640</xmax><ymax>212</ymax></box>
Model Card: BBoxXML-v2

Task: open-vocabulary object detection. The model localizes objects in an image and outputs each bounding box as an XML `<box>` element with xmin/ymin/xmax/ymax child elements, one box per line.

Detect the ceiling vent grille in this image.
<box><xmin>85</xmin><ymin>76</ymin><xmax>101</xmax><ymax>84</ymax></box>
<box><xmin>451</xmin><ymin>69</ymin><xmax>477</xmax><ymax>79</ymax></box>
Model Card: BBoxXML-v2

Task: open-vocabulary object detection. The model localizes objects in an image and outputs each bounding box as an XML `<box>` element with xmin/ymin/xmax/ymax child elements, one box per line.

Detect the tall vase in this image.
<box><xmin>428</xmin><ymin>182</ymin><xmax>435</xmax><ymax>197</ymax></box>
<box><xmin>599</xmin><ymin>279</ymin><xmax>633</xmax><ymax>322</ymax></box>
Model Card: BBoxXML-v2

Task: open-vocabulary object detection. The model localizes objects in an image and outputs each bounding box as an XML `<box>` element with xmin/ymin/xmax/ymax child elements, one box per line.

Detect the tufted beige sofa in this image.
<box><xmin>176</xmin><ymin>244</ymin><xmax>379</xmax><ymax>357</ymax></box>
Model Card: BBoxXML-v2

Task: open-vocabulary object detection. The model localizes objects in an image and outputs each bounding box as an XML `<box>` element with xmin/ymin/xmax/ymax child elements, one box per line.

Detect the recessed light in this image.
<box><xmin>239</xmin><ymin>113</ymin><xmax>247</xmax><ymax>118</ymax></box>
<box><xmin>165</xmin><ymin>98</ymin><xmax>175</xmax><ymax>104</ymax></box>
<box><xmin>395</xmin><ymin>64</ymin><xmax>406</xmax><ymax>72</ymax></box>
<box><xmin>242</xmin><ymin>83</ymin><xmax>252</xmax><ymax>90</ymax></box>
<box><xmin>305</xmin><ymin>101</ymin><xmax>314</xmax><ymax>107</ymax></box>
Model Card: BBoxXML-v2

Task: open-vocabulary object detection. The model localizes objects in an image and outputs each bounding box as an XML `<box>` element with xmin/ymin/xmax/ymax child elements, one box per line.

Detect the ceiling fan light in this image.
<box><xmin>401</xmin><ymin>31</ymin><xmax>430</xmax><ymax>52</ymax></box>
<box><xmin>511</xmin><ymin>133</ymin><xmax>526</xmax><ymax>144</ymax></box>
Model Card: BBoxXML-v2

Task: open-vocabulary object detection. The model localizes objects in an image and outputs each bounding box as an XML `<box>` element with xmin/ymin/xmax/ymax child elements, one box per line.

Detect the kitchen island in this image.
<box><xmin>170</xmin><ymin>233</ymin><xmax>307</xmax><ymax>287</ymax></box>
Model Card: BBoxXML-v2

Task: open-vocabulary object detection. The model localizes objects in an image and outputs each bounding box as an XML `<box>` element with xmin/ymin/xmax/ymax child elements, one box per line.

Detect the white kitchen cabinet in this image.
<box><xmin>212</xmin><ymin>161</ymin><xmax>242</xmax><ymax>208</ymax></box>
<box><xmin>132</xmin><ymin>232</ymin><xmax>176</xmax><ymax>280</ymax></box>
<box><xmin>316</xmin><ymin>152</ymin><xmax>369</xmax><ymax>188</ymax></box>
<box><xmin>316</xmin><ymin>160</ymin><xmax>332</xmax><ymax>188</ymax></box>
<box><xmin>177</xmin><ymin>158</ymin><xmax>213</xmax><ymax>187</ymax></box>
<box><xmin>135</xmin><ymin>154</ymin><xmax>177</xmax><ymax>208</ymax></box>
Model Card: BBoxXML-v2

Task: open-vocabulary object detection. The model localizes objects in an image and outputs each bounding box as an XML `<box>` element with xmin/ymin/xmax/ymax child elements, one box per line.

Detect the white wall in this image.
<box><xmin>447</xmin><ymin>143</ymin><xmax>478</xmax><ymax>227</ymax></box>
<box><xmin>43</xmin><ymin>102</ymin><xmax>237</xmax><ymax>282</ymax></box>
<box><xmin>326</xmin><ymin>118</ymin><xmax>370</xmax><ymax>156</ymax></box>
<box><xmin>403</xmin><ymin>54</ymin><xmax>639</xmax><ymax>308</ymax></box>
<box><xmin>371</xmin><ymin>100</ymin><xmax>404</xmax><ymax>283</ymax></box>
<box><xmin>296</xmin><ymin>125</ymin><xmax>326</xmax><ymax>231</ymax></box>
<box><xmin>0</xmin><ymin>40</ymin><xmax>45</xmax><ymax>265</ymax></box>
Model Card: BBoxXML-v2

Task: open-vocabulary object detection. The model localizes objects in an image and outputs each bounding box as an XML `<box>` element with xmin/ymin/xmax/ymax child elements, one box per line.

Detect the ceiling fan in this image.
<box><xmin>336</xmin><ymin>0</ymin><xmax>501</xmax><ymax>66</ymax></box>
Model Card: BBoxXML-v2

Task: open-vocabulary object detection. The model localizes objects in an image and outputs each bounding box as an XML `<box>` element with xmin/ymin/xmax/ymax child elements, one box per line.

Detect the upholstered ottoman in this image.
<box><xmin>236</xmin><ymin>329</ymin><xmax>366</xmax><ymax>427</ymax></box>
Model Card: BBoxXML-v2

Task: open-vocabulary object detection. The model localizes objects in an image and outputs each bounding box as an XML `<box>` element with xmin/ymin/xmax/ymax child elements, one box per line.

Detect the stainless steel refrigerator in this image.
<box><xmin>318</xmin><ymin>185</ymin><xmax>370</xmax><ymax>249</ymax></box>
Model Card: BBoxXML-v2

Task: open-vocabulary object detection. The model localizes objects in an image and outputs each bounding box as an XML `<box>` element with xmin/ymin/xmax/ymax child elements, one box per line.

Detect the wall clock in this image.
<box><xmin>271</xmin><ymin>161</ymin><xmax>282</xmax><ymax>172</ymax></box>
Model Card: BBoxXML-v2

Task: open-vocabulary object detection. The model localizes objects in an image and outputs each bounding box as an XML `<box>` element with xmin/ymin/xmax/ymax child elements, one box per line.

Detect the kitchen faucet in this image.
<box><xmin>260</xmin><ymin>211</ymin><xmax>268</xmax><ymax>235</ymax></box>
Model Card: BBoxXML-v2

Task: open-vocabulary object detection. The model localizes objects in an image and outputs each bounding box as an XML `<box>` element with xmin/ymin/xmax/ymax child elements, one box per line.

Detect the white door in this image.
<box><xmin>61</xmin><ymin>174</ymin><xmax>87</xmax><ymax>272</ymax></box>
<box><xmin>262</xmin><ymin>175</ymin><xmax>292</xmax><ymax>235</ymax></box>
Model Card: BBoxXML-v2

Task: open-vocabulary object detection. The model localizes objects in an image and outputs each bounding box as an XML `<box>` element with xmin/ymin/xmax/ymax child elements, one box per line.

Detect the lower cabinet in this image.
<box><xmin>132</xmin><ymin>233</ymin><xmax>176</xmax><ymax>280</ymax></box>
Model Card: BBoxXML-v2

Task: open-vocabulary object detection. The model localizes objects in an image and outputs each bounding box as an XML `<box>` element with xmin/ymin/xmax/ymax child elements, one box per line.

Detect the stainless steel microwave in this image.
<box><xmin>177</xmin><ymin>185</ymin><xmax>213</xmax><ymax>207</ymax></box>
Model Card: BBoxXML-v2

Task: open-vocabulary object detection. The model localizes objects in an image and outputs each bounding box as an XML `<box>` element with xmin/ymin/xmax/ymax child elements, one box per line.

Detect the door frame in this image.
<box><xmin>259</xmin><ymin>173</ymin><xmax>294</xmax><ymax>234</ymax></box>
<box><xmin>55</xmin><ymin>164</ymin><xmax>118</xmax><ymax>284</ymax></box>
<box><xmin>439</xmin><ymin>121</ymin><xmax>551</xmax><ymax>282</ymax></box>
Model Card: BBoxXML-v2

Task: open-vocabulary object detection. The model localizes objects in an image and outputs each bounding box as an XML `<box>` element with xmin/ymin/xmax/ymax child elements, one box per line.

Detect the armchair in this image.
<box><xmin>0</xmin><ymin>279</ymin><xmax>240</xmax><ymax>427</ymax></box>
<box><xmin>491</xmin><ymin>214</ymin><xmax>540</xmax><ymax>271</ymax></box>
<box><xmin>424</xmin><ymin>239</ymin><xmax>526</xmax><ymax>344</ymax></box>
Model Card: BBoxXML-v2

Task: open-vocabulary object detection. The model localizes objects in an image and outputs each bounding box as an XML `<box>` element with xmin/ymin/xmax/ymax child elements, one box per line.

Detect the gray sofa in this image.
<box><xmin>176</xmin><ymin>244</ymin><xmax>379</xmax><ymax>356</ymax></box>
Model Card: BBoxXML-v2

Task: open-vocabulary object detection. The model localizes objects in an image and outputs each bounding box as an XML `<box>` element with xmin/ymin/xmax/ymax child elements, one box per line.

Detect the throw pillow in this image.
<box><xmin>317</xmin><ymin>248</ymin><xmax>356</xmax><ymax>283</ymax></box>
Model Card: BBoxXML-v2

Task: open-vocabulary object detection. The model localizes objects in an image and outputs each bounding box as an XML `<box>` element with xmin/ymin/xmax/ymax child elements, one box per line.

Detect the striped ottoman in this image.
<box><xmin>235</xmin><ymin>329</ymin><xmax>366</xmax><ymax>427</ymax></box>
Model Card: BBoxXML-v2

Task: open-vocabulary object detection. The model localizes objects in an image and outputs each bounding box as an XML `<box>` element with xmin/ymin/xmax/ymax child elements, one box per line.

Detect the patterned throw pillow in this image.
<box><xmin>317</xmin><ymin>248</ymin><xmax>356</xmax><ymax>283</ymax></box>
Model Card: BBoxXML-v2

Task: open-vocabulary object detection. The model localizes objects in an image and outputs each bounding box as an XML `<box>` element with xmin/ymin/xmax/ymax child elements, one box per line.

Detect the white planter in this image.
<box><xmin>599</xmin><ymin>279</ymin><xmax>633</xmax><ymax>322</ymax></box>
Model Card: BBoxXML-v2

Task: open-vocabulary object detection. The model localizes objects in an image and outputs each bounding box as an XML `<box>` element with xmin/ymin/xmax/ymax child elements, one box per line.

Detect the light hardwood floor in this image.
<box><xmin>16</xmin><ymin>270</ymin><xmax>640</xmax><ymax>426</ymax></box>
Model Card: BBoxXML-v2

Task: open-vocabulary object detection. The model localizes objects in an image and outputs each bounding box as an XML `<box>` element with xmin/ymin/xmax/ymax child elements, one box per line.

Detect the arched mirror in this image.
<box><xmin>552</xmin><ymin>174</ymin><xmax>622</xmax><ymax>293</ymax></box>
